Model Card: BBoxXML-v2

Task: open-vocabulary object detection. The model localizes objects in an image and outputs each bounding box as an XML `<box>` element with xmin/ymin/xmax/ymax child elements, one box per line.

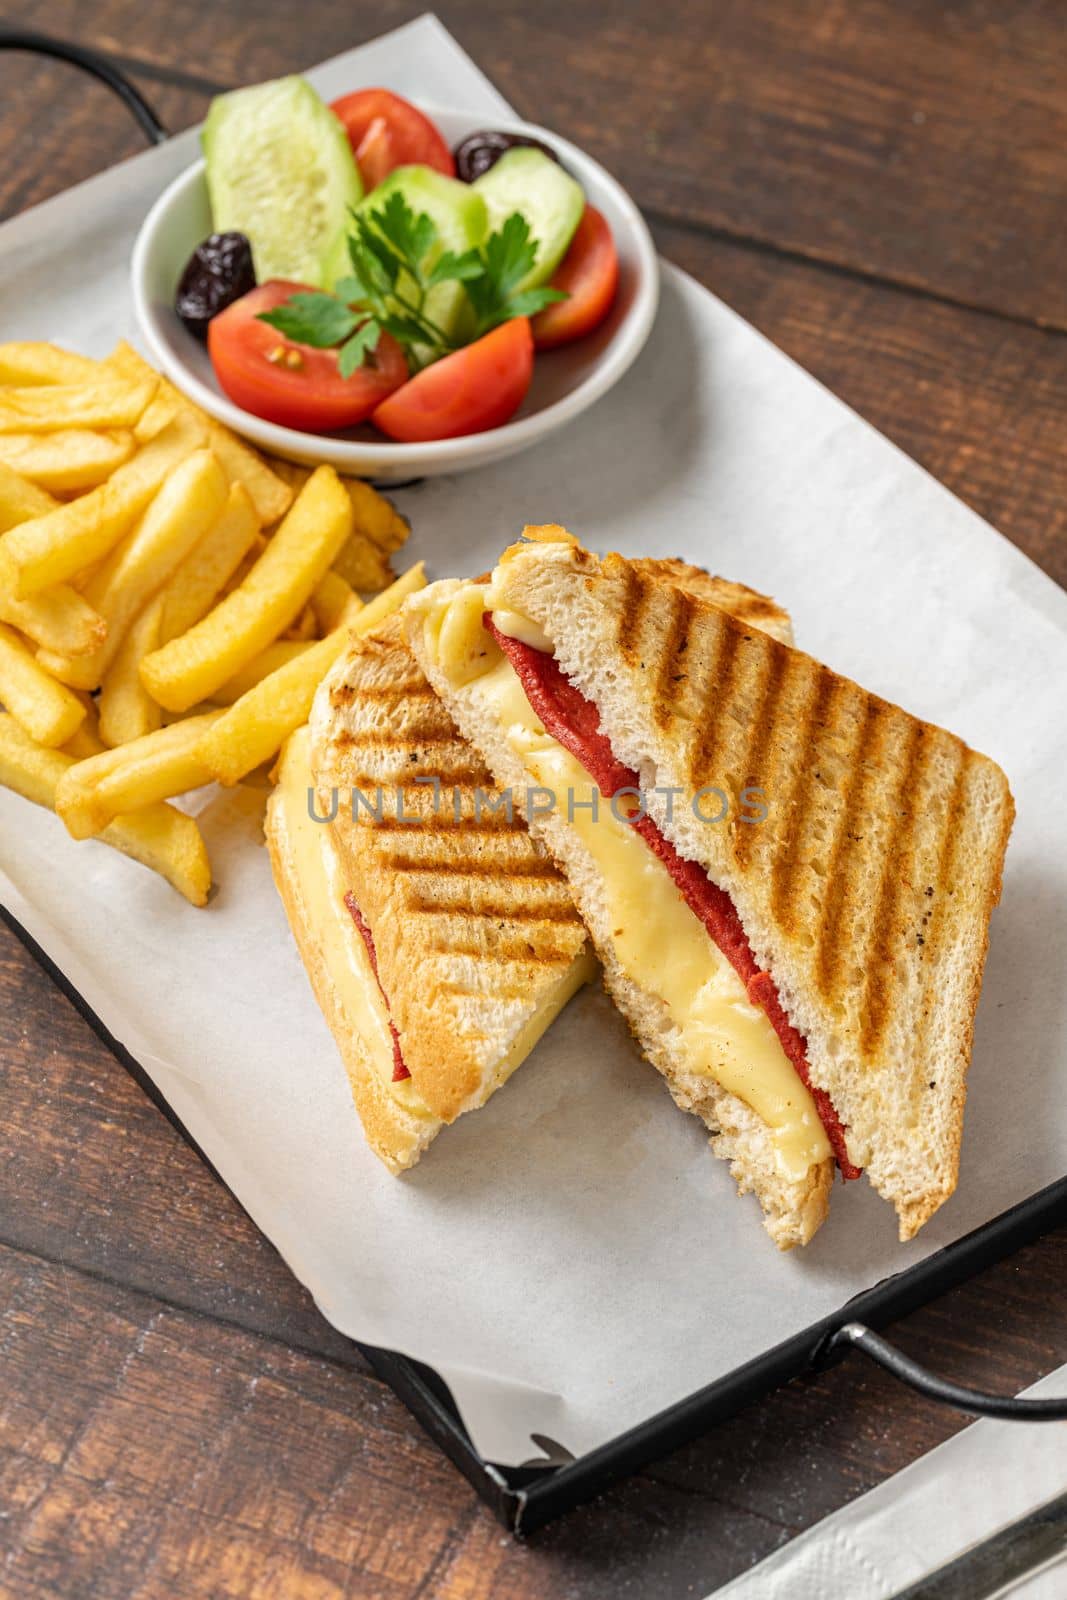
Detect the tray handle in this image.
<box><xmin>0</xmin><ymin>30</ymin><xmax>168</xmax><ymax>147</ymax></box>
<box><xmin>826</xmin><ymin>1321</ymin><xmax>1067</xmax><ymax>1420</ymax></box>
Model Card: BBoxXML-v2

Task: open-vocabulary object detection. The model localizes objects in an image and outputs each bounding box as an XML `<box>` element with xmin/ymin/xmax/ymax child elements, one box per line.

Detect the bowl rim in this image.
<box><xmin>130</xmin><ymin>105</ymin><xmax>660</xmax><ymax>470</ymax></box>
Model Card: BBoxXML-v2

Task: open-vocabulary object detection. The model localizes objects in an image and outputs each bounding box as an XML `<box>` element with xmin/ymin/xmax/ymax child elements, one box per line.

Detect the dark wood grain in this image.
<box><xmin>653</xmin><ymin>220</ymin><xmax>1067</xmax><ymax>589</ymax></box>
<box><xmin>0</xmin><ymin>928</ymin><xmax>361</xmax><ymax>1366</ymax></box>
<box><xmin>3</xmin><ymin>0</ymin><xmax>1067</xmax><ymax>324</ymax></box>
<box><xmin>1</xmin><ymin>2</ymin><xmax>1066</xmax><ymax>1596</ymax></box>
<box><xmin>0</xmin><ymin>1243</ymin><xmax>477</xmax><ymax>1598</ymax></box>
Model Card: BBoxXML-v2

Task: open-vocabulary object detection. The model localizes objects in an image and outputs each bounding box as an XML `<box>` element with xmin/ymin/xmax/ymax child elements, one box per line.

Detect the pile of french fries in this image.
<box><xmin>0</xmin><ymin>340</ymin><xmax>424</xmax><ymax>906</ymax></box>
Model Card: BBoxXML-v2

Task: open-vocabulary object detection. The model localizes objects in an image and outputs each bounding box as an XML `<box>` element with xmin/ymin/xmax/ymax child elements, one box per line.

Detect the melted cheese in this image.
<box><xmin>490</xmin><ymin>607</ymin><xmax>554</xmax><ymax>653</ymax></box>
<box><xmin>275</xmin><ymin>728</ymin><xmax>433</xmax><ymax>1117</ymax></box>
<box><xmin>425</xmin><ymin>592</ymin><xmax>831</xmax><ymax>1181</ymax></box>
<box><xmin>486</xmin><ymin>948</ymin><xmax>598</xmax><ymax>1098</ymax></box>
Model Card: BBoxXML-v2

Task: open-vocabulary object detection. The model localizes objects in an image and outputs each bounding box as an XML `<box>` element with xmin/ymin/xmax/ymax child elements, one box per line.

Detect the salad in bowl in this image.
<box><xmin>133</xmin><ymin>76</ymin><xmax>658</xmax><ymax>477</ymax></box>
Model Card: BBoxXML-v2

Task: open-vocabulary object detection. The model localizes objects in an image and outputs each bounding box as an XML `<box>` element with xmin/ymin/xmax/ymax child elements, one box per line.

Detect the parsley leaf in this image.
<box><xmin>337</xmin><ymin>318</ymin><xmax>382</xmax><ymax>378</ymax></box>
<box><xmin>257</xmin><ymin>291</ymin><xmax>360</xmax><ymax>348</ymax></box>
<box><xmin>462</xmin><ymin>213</ymin><xmax>566</xmax><ymax>336</ymax></box>
<box><xmin>374</xmin><ymin>191</ymin><xmax>437</xmax><ymax>275</ymax></box>
<box><xmin>258</xmin><ymin>196</ymin><xmax>571</xmax><ymax>380</ymax></box>
<box><xmin>426</xmin><ymin>247</ymin><xmax>484</xmax><ymax>287</ymax></box>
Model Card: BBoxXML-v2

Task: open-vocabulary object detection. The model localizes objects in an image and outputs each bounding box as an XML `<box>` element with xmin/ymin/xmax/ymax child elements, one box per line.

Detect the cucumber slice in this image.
<box><xmin>202</xmin><ymin>76</ymin><xmax>363</xmax><ymax>288</ymax></box>
<box><xmin>327</xmin><ymin>166</ymin><xmax>489</xmax><ymax>346</ymax></box>
<box><xmin>473</xmin><ymin>148</ymin><xmax>584</xmax><ymax>290</ymax></box>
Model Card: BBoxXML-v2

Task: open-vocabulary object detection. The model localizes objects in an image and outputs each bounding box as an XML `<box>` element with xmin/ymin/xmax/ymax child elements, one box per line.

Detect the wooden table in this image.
<box><xmin>2</xmin><ymin>3</ymin><xmax>1065</xmax><ymax>1594</ymax></box>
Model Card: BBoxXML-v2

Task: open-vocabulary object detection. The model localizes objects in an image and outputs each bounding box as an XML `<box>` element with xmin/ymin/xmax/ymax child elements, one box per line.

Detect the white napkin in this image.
<box><xmin>713</xmin><ymin>1365</ymin><xmax>1067</xmax><ymax>1597</ymax></box>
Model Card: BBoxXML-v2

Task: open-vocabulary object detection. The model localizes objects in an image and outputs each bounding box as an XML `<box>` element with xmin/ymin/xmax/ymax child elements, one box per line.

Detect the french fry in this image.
<box><xmin>140</xmin><ymin>466</ymin><xmax>353</xmax><ymax>712</ymax></box>
<box><xmin>220</xmin><ymin>535</ymin><xmax>268</xmax><ymax>595</ymax></box>
<box><xmin>344</xmin><ymin>476</ymin><xmax>411</xmax><ymax>555</ymax></box>
<box><xmin>156</xmin><ymin>483</ymin><xmax>260</xmax><ymax>642</ymax></box>
<box><xmin>311</xmin><ymin>570</ymin><xmax>358</xmax><ymax>633</ymax></box>
<box><xmin>0</xmin><ymin>342</ymin><xmax>105</xmax><ymax>387</ymax></box>
<box><xmin>54</xmin><ymin>710</ymin><xmax>222</xmax><ymax>840</ymax></box>
<box><xmin>0</xmin><ymin>713</ymin><xmax>211</xmax><ymax>904</ymax></box>
<box><xmin>36</xmin><ymin>447</ymin><xmax>228</xmax><ymax>689</ymax></box>
<box><xmin>0</xmin><ymin>460</ymin><xmax>57</xmax><ymax>533</ymax></box>
<box><xmin>0</xmin><ymin>377</ymin><xmax>156</xmax><ymax>434</ymax></box>
<box><xmin>98</xmin><ymin>598</ymin><xmax>163</xmax><ymax>746</ymax></box>
<box><xmin>202</xmin><ymin>425</ymin><xmax>293</xmax><ymax>528</ymax></box>
<box><xmin>0</xmin><ymin>412</ymin><xmax>204</xmax><ymax>597</ymax></box>
<box><xmin>0</xmin><ymin>621</ymin><xmax>86</xmax><ymax>745</ymax></box>
<box><xmin>210</xmin><ymin>639</ymin><xmax>316</xmax><ymax>704</ymax></box>
<box><xmin>128</xmin><ymin>383</ymin><xmax>178</xmax><ymax>441</ymax></box>
<box><xmin>262</xmin><ymin>457</ymin><xmax>308</xmax><ymax>493</ymax></box>
<box><xmin>63</xmin><ymin>714</ymin><xmax>108</xmax><ymax>759</ymax></box>
<box><xmin>0</xmin><ymin>574</ymin><xmax>107</xmax><ymax>656</ymax></box>
<box><xmin>268</xmin><ymin>459</ymin><xmax>409</xmax><ymax>561</ymax></box>
<box><xmin>284</xmin><ymin>603</ymin><xmax>318</xmax><ymax>640</ymax></box>
<box><xmin>331</xmin><ymin>531</ymin><xmax>395</xmax><ymax>594</ymax></box>
<box><xmin>197</xmin><ymin>563</ymin><xmax>424</xmax><ymax>784</ymax></box>
<box><xmin>330</xmin><ymin>480</ymin><xmax>410</xmax><ymax>593</ymax></box>
<box><xmin>0</xmin><ymin>429</ymin><xmax>135</xmax><ymax>492</ymax></box>
<box><xmin>110</xmin><ymin>343</ymin><xmax>292</xmax><ymax>526</ymax></box>
<box><xmin>133</xmin><ymin>392</ymin><xmax>178</xmax><ymax>440</ymax></box>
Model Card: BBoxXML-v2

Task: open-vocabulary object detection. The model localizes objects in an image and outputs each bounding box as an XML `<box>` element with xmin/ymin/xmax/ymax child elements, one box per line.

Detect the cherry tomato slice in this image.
<box><xmin>531</xmin><ymin>206</ymin><xmax>619</xmax><ymax>350</ymax></box>
<box><xmin>330</xmin><ymin>90</ymin><xmax>455</xmax><ymax>183</ymax></box>
<box><xmin>371</xmin><ymin>318</ymin><xmax>534</xmax><ymax>442</ymax></box>
<box><xmin>208</xmin><ymin>281</ymin><xmax>408</xmax><ymax>434</ymax></box>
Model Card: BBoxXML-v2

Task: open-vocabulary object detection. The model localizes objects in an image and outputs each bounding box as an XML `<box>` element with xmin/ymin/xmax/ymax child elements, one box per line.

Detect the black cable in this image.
<box><xmin>0</xmin><ymin>30</ymin><xmax>168</xmax><ymax>146</ymax></box>
<box><xmin>829</xmin><ymin>1322</ymin><xmax>1067</xmax><ymax>1420</ymax></box>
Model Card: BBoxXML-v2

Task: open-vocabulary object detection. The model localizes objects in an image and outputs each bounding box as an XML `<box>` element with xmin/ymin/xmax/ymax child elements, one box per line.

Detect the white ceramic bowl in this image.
<box><xmin>131</xmin><ymin>106</ymin><xmax>659</xmax><ymax>481</ymax></box>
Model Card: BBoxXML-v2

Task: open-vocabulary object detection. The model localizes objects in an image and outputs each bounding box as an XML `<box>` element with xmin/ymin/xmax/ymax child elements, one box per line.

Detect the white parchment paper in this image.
<box><xmin>2</xmin><ymin>16</ymin><xmax>1065</xmax><ymax>1467</ymax></box>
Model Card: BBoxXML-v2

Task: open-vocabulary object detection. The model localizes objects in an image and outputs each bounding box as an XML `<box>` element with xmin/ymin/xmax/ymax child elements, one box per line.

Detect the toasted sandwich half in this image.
<box><xmin>406</xmin><ymin>528</ymin><xmax>1014</xmax><ymax>1246</ymax></box>
<box><xmin>266</xmin><ymin>611</ymin><xmax>595</xmax><ymax>1172</ymax></box>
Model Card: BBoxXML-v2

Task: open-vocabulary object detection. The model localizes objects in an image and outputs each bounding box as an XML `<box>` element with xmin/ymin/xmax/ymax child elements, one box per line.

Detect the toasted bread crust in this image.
<box><xmin>629</xmin><ymin>560</ymin><xmax>795</xmax><ymax>646</ymax></box>
<box><xmin>265</xmin><ymin>774</ymin><xmax>441</xmax><ymax>1172</ymax></box>
<box><xmin>488</xmin><ymin>537</ymin><xmax>1014</xmax><ymax>1238</ymax></box>
<box><xmin>310</xmin><ymin>613</ymin><xmax>590</xmax><ymax>1124</ymax></box>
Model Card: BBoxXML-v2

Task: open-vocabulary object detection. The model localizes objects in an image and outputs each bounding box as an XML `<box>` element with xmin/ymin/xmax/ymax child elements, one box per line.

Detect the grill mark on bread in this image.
<box><xmin>615</xmin><ymin>561</ymin><xmax>645</xmax><ymax>665</ymax></box>
<box><xmin>768</xmin><ymin>665</ymin><xmax>836</xmax><ymax>933</ymax></box>
<box><xmin>728</xmin><ymin>639</ymin><xmax>786</xmax><ymax>868</ymax></box>
<box><xmin>332</xmin><ymin>723</ymin><xmax>460</xmax><ymax>749</ymax></box>
<box><xmin>382</xmin><ymin>852</ymin><xmax>562</xmax><ymax>880</ymax></box>
<box><xmin>652</xmin><ymin>584</ymin><xmax>691</xmax><ymax>731</ymax></box>
<box><xmin>439</xmin><ymin>937</ymin><xmax>582</xmax><ymax>963</ymax></box>
<box><xmin>857</xmin><ymin>718</ymin><xmax>932</xmax><ymax>1053</ymax></box>
<box><xmin>811</xmin><ymin>695</ymin><xmax>884</xmax><ymax>998</ymax></box>
<box><xmin>688</xmin><ymin>619</ymin><xmax>742</xmax><ymax>787</ymax></box>
<box><xmin>408</xmin><ymin>891</ymin><xmax>581</xmax><ymax>923</ymax></box>
<box><xmin>339</xmin><ymin>683</ymin><xmax>439</xmax><ymax>704</ymax></box>
<box><xmin>358</xmin><ymin>814</ymin><xmax>513</xmax><ymax>835</ymax></box>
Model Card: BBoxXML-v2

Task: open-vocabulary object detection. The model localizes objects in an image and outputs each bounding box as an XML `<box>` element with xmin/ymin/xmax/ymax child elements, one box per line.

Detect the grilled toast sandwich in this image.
<box><xmin>267</xmin><ymin>611</ymin><xmax>594</xmax><ymax>1171</ymax></box>
<box><xmin>407</xmin><ymin>528</ymin><xmax>1014</xmax><ymax>1244</ymax></box>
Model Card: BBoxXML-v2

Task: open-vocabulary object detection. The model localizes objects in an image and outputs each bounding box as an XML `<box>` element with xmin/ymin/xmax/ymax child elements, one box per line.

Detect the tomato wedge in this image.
<box><xmin>531</xmin><ymin>206</ymin><xmax>619</xmax><ymax>350</ymax></box>
<box><xmin>208</xmin><ymin>281</ymin><xmax>408</xmax><ymax>434</ymax></box>
<box><xmin>330</xmin><ymin>89</ymin><xmax>455</xmax><ymax>184</ymax></box>
<box><xmin>371</xmin><ymin>318</ymin><xmax>534</xmax><ymax>442</ymax></box>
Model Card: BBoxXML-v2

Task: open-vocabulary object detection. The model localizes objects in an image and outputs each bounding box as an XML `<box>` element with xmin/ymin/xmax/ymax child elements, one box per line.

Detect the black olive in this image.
<box><xmin>453</xmin><ymin>129</ymin><xmax>561</xmax><ymax>184</ymax></box>
<box><xmin>175</xmin><ymin>232</ymin><xmax>256</xmax><ymax>340</ymax></box>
